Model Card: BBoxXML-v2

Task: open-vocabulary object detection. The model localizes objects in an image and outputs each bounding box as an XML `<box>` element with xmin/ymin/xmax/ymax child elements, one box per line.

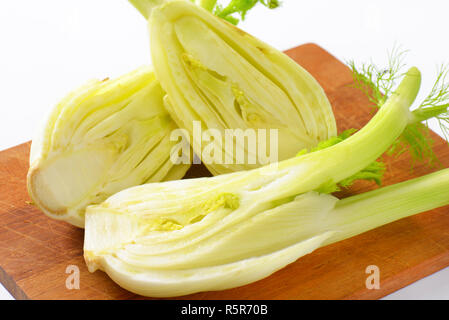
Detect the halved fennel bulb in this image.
<box><xmin>27</xmin><ymin>67</ymin><xmax>190</xmax><ymax>227</ymax></box>
<box><xmin>84</xmin><ymin>68</ymin><xmax>443</xmax><ymax>297</ymax></box>
<box><xmin>148</xmin><ymin>0</ymin><xmax>337</xmax><ymax>174</ymax></box>
<box><xmin>84</xmin><ymin>186</ymin><xmax>337</xmax><ymax>297</ymax></box>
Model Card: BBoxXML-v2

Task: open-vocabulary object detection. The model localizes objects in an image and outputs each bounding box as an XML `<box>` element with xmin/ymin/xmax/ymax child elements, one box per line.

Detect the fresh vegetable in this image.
<box><xmin>131</xmin><ymin>0</ymin><xmax>337</xmax><ymax>174</ymax></box>
<box><xmin>27</xmin><ymin>67</ymin><xmax>190</xmax><ymax>228</ymax></box>
<box><xmin>84</xmin><ymin>68</ymin><xmax>447</xmax><ymax>297</ymax></box>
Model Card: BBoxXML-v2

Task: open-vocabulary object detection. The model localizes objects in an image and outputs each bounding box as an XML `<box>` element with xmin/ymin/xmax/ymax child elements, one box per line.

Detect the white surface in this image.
<box><xmin>0</xmin><ymin>0</ymin><xmax>448</xmax><ymax>300</ymax></box>
<box><xmin>0</xmin><ymin>286</ymin><xmax>13</xmax><ymax>300</ymax></box>
<box><xmin>384</xmin><ymin>266</ymin><xmax>449</xmax><ymax>300</ymax></box>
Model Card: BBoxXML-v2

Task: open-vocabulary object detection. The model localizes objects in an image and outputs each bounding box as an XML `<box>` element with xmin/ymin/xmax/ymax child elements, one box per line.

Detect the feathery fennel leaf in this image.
<box><xmin>415</xmin><ymin>65</ymin><xmax>449</xmax><ymax>138</ymax></box>
<box><xmin>349</xmin><ymin>48</ymin><xmax>449</xmax><ymax>166</ymax></box>
<box><xmin>348</xmin><ymin>46</ymin><xmax>408</xmax><ymax>109</ymax></box>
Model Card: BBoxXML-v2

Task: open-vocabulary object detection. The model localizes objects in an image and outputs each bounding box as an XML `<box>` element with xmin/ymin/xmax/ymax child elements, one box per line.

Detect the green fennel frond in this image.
<box><xmin>298</xmin><ymin>129</ymin><xmax>385</xmax><ymax>193</ymax></box>
<box><xmin>201</xmin><ymin>0</ymin><xmax>281</xmax><ymax>24</ymax></box>
<box><xmin>415</xmin><ymin>65</ymin><xmax>449</xmax><ymax>139</ymax></box>
<box><xmin>131</xmin><ymin>0</ymin><xmax>280</xmax><ymax>22</ymax></box>
<box><xmin>349</xmin><ymin>48</ymin><xmax>449</xmax><ymax>166</ymax></box>
<box><xmin>348</xmin><ymin>46</ymin><xmax>408</xmax><ymax>109</ymax></box>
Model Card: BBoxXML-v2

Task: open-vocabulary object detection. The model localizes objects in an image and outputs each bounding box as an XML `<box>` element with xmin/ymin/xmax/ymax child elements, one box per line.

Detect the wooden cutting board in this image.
<box><xmin>1</xmin><ymin>43</ymin><xmax>449</xmax><ymax>300</ymax></box>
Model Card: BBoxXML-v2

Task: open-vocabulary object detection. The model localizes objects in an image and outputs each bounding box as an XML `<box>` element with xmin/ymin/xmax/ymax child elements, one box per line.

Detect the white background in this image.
<box><xmin>0</xmin><ymin>0</ymin><xmax>448</xmax><ymax>300</ymax></box>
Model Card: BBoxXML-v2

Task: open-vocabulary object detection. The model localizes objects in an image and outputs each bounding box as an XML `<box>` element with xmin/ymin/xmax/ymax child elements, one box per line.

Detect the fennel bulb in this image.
<box><xmin>84</xmin><ymin>68</ymin><xmax>444</xmax><ymax>297</ymax></box>
<box><xmin>27</xmin><ymin>67</ymin><xmax>190</xmax><ymax>227</ymax></box>
<box><xmin>132</xmin><ymin>0</ymin><xmax>337</xmax><ymax>174</ymax></box>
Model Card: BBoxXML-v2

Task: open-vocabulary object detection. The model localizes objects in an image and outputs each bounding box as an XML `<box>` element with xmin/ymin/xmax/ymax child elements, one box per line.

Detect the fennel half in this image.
<box><xmin>83</xmin><ymin>67</ymin><xmax>446</xmax><ymax>297</ymax></box>
<box><xmin>131</xmin><ymin>0</ymin><xmax>337</xmax><ymax>174</ymax></box>
<box><xmin>28</xmin><ymin>67</ymin><xmax>190</xmax><ymax>227</ymax></box>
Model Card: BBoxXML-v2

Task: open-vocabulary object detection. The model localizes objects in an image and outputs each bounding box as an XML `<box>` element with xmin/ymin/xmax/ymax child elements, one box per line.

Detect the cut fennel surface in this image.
<box><xmin>133</xmin><ymin>0</ymin><xmax>337</xmax><ymax>174</ymax></box>
<box><xmin>27</xmin><ymin>67</ymin><xmax>190</xmax><ymax>227</ymax></box>
<box><xmin>83</xmin><ymin>67</ymin><xmax>449</xmax><ymax>297</ymax></box>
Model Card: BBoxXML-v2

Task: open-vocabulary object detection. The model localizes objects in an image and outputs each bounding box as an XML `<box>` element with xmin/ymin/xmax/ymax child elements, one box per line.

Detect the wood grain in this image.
<box><xmin>1</xmin><ymin>43</ymin><xmax>449</xmax><ymax>300</ymax></box>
